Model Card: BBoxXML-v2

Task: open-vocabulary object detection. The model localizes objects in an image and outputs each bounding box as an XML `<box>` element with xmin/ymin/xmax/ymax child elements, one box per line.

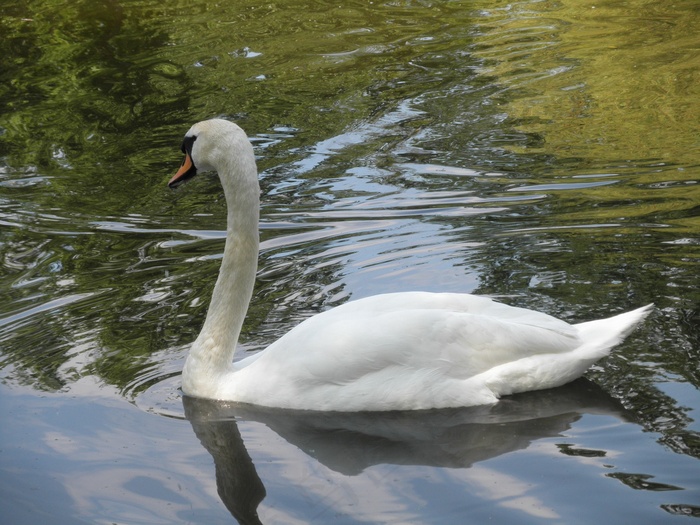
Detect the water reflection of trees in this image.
<box><xmin>0</xmin><ymin>0</ymin><xmax>697</xmax><ymax>466</ymax></box>
<box><xmin>1</xmin><ymin>0</ymin><xmax>190</xmax><ymax>171</ymax></box>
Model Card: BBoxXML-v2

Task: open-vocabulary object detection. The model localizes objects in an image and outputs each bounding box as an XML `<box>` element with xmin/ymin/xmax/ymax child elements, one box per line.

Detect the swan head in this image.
<box><xmin>168</xmin><ymin>119</ymin><xmax>252</xmax><ymax>189</ymax></box>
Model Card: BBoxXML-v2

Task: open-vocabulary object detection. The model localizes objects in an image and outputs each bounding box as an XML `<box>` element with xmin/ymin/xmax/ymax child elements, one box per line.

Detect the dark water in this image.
<box><xmin>1</xmin><ymin>0</ymin><xmax>699</xmax><ymax>523</ymax></box>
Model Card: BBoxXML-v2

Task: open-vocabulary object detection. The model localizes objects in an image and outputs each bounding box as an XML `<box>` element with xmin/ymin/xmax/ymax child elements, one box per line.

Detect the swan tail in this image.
<box><xmin>574</xmin><ymin>303</ymin><xmax>654</xmax><ymax>359</ymax></box>
<box><xmin>482</xmin><ymin>304</ymin><xmax>653</xmax><ymax>399</ymax></box>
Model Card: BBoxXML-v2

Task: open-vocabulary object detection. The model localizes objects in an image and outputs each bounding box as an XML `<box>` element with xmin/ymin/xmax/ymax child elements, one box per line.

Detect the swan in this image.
<box><xmin>168</xmin><ymin>118</ymin><xmax>652</xmax><ymax>412</ymax></box>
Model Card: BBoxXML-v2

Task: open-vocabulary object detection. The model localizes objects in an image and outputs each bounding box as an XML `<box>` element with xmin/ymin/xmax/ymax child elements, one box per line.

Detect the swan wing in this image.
<box><xmin>230</xmin><ymin>293</ymin><xmax>581</xmax><ymax>410</ymax></box>
<box><xmin>265</xmin><ymin>298</ymin><xmax>580</xmax><ymax>380</ymax></box>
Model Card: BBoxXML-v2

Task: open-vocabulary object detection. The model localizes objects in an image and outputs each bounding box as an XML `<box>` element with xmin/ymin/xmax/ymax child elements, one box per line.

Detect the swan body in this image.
<box><xmin>169</xmin><ymin>119</ymin><xmax>652</xmax><ymax>412</ymax></box>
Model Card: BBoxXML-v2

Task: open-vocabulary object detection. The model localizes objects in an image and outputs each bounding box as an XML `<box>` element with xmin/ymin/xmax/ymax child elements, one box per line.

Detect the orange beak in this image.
<box><xmin>168</xmin><ymin>152</ymin><xmax>196</xmax><ymax>188</ymax></box>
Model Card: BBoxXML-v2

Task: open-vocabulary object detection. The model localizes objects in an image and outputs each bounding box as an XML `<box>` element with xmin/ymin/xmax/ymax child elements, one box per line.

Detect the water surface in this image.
<box><xmin>1</xmin><ymin>0</ymin><xmax>699</xmax><ymax>523</ymax></box>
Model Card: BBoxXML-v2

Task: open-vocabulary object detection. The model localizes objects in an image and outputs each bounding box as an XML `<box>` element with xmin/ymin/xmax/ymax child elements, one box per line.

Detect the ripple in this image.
<box><xmin>507</xmin><ymin>223</ymin><xmax>622</xmax><ymax>234</ymax></box>
<box><xmin>127</xmin><ymin>347</ymin><xmax>188</xmax><ymax>419</ymax></box>
<box><xmin>132</xmin><ymin>373</ymin><xmax>186</xmax><ymax>419</ymax></box>
<box><xmin>397</xmin><ymin>163</ymin><xmax>482</xmax><ymax>178</ymax></box>
<box><xmin>509</xmin><ymin>180</ymin><xmax>619</xmax><ymax>192</ymax></box>
<box><xmin>0</xmin><ymin>292</ymin><xmax>99</xmax><ymax>330</ymax></box>
<box><xmin>0</xmin><ymin>175</ymin><xmax>50</xmax><ymax>188</ymax></box>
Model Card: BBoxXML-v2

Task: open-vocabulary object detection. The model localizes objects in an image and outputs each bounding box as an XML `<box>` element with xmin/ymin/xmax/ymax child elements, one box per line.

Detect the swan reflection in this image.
<box><xmin>183</xmin><ymin>379</ymin><xmax>630</xmax><ymax>524</ymax></box>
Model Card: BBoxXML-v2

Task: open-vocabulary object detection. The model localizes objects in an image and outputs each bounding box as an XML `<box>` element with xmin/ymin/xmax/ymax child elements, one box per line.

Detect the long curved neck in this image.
<box><xmin>186</xmin><ymin>139</ymin><xmax>260</xmax><ymax>384</ymax></box>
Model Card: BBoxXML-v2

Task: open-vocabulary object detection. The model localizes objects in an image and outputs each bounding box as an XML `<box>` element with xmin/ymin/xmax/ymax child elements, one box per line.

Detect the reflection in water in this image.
<box><xmin>185</xmin><ymin>400</ymin><xmax>266</xmax><ymax>525</ymax></box>
<box><xmin>184</xmin><ymin>379</ymin><xmax>629</xmax><ymax>524</ymax></box>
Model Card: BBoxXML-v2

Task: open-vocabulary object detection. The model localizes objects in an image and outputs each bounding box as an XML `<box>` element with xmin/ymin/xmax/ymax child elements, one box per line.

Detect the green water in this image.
<box><xmin>1</xmin><ymin>0</ymin><xmax>699</xmax><ymax>523</ymax></box>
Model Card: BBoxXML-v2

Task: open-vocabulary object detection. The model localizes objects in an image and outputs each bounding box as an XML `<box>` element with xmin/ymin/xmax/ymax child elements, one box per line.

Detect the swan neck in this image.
<box><xmin>190</xmin><ymin>141</ymin><xmax>260</xmax><ymax>372</ymax></box>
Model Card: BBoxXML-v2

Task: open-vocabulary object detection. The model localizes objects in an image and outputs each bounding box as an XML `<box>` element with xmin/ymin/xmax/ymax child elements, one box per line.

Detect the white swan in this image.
<box><xmin>169</xmin><ymin>118</ymin><xmax>652</xmax><ymax>412</ymax></box>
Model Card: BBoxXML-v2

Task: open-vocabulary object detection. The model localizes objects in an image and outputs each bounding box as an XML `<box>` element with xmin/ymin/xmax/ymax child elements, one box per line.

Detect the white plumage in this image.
<box><xmin>169</xmin><ymin>119</ymin><xmax>652</xmax><ymax>412</ymax></box>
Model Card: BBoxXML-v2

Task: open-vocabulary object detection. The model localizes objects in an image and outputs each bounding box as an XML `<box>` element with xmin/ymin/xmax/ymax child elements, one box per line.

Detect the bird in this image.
<box><xmin>168</xmin><ymin>118</ymin><xmax>652</xmax><ymax>412</ymax></box>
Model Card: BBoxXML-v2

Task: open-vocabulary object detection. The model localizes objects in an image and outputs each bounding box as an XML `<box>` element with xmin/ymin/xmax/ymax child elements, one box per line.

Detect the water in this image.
<box><xmin>1</xmin><ymin>0</ymin><xmax>699</xmax><ymax>522</ymax></box>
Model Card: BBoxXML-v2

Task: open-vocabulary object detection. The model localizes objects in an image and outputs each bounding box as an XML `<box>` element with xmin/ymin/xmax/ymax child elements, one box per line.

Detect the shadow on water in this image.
<box><xmin>184</xmin><ymin>378</ymin><xmax>629</xmax><ymax>525</ymax></box>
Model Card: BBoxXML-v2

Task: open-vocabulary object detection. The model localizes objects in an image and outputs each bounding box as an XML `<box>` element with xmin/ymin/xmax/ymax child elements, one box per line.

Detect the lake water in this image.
<box><xmin>1</xmin><ymin>0</ymin><xmax>699</xmax><ymax>523</ymax></box>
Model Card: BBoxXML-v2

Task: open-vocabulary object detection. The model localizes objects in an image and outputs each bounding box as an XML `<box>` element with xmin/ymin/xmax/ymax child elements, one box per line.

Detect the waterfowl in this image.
<box><xmin>169</xmin><ymin>118</ymin><xmax>652</xmax><ymax>412</ymax></box>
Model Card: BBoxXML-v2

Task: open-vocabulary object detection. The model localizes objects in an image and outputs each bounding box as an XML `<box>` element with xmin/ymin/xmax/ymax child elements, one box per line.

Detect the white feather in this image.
<box><xmin>172</xmin><ymin>119</ymin><xmax>653</xmax><ymax>411</ymax></box>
